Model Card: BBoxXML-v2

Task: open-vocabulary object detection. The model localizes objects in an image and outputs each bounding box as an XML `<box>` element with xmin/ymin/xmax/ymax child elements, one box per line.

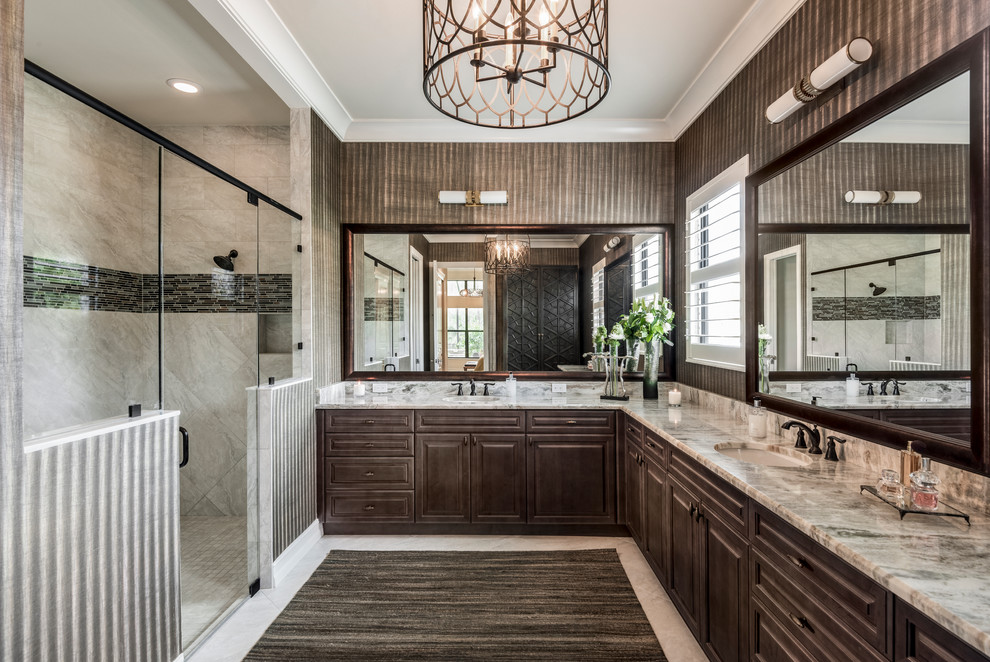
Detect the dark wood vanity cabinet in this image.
<box><xmin>895</xmin><ymin>599</ymin><xmax>990</xmax><ymax>662</ymax></box>
<box><xmin>415</xmin><ymin>433</ymin><xmax>471</xmax><ymax>522</ymax></box>
<box><xmin>665</xmin><ymin>450</ymin><xmax>749</xmax><ymax>662</ymax></box>
<box><xmin>624</xmin><ymin>418</ymin><xmax>645</xmax><ymax>543</ymax></box>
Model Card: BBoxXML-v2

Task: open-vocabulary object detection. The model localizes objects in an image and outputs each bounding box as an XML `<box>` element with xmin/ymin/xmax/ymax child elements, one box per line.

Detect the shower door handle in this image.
<box><xmin>178</xmin><ymin>426</ymin><xmax>190</xmax><ymax>468</ymax></box>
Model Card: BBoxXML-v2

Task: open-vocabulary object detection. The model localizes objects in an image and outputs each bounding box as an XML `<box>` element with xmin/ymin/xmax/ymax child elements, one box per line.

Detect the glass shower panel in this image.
<box><xmin>160</xmin><ymin>149</ymin><xmax>260</xmax><ymax>649</ymax></box>
<box><xmin>257</xmin><ymin>199</ymin><xmax>300</xmax><ymax>383</ymax></box>
<box><xmin>21</xmin><ymin>74</ymin><xmax>161</xmax><ymax>439</ymax></box>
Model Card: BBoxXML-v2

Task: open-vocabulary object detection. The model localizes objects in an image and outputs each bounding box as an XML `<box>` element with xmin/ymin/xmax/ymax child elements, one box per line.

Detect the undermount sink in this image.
<box><xmin>441</xmin><ymin>395</ymin><xmax>505</xmax><ymax>403</ymax></box>
<box><xmin>714</xmin><ymin>442</ymin><xmax>813</xmax><ymax>468</ymax></box>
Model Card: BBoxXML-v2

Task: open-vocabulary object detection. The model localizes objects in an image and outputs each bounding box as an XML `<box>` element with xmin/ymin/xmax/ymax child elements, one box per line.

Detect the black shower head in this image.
<box><xmin>213</xmin><ymin>250</ymin><xmax>238</xmax><ymax>271</ymax></box>
<box><xmin>869</xmin><ymin>282</ymin><xmax>886</xmax><ymax>296</ymax></box>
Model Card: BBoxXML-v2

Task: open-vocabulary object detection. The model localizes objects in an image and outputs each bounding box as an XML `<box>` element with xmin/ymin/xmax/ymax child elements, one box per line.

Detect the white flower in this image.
<box><xmin>759</xmin><ymin>331</ymin><xmax>773</xmax><ymax>340</ymax></box>
<box><xmin>645</xmin><ymin>312</ymin><xmax>655</xmax><ymax>324</ymax></box>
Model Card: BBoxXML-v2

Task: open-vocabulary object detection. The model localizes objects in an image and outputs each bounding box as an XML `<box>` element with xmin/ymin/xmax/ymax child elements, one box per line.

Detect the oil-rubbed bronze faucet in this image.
<box><xmin>781</xmin><ymin>420</ymin><xmax>822</xmax><ymax>455</ymax></box>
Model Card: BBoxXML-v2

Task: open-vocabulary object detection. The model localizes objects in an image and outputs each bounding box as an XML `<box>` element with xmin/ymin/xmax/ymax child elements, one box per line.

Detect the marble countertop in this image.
<box><xmin>318</xmin><ymin>383</ymin><xmax>990</xmax><ymax>655</ymax></box>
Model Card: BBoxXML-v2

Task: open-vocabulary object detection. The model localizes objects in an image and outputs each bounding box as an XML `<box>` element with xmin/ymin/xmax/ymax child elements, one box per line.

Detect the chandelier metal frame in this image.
<box><xmin>484</xmin><ymin>234</ymin><xmax>531</xmax><ymax>274</ymax></box>
<box><xmin>423</xmin><ymin>0</ymin><xmax>609</xmax><ymax>129</ymax></box>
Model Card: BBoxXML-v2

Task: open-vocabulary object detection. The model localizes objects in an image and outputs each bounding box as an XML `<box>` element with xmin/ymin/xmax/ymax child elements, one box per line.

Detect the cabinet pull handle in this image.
<box><xmin>646</xmin><ymin>441</ymin><xmax>656</xmax><ymax>448</ymax></box>
<box><xmin>786</xmin><ymin>554</ymin><xmax>808</xmax><ymax>570</ymax></box>
<box><xmin>528</xmin><ymin>439</ymin><xmax>533</xmax><ymax>446</ymax></box>
<box><xmin>364</xmin><ymin>471</ymin><xmax>375</xmax><ymax>477</ymax></box>
<box><xmin>694</xmin><ymin>507</ymin><xmax>704</xmax><ymax>523</ymax></box>
<box><xmin>364</xmin><ymin>419</ymin><xmax>375</xmax><ymax>424</ymax></box>
<box><xmin>472</xmin><ymin>438</ymin><xmax>477</xmax><ymax>446</ymax></box>
<box><xmin>463</xmin><ymin>436</ymin><xmax>468</xmax><ymax>446</ymax></box>
<box><xmin>363</xmin><ymin>505</ymin><xmax>375</xmax><ymax>511</ymax></box>
<box><xmin>566</xmin><ymin>420</ymin><xmax>578</xmax><ymax>425</ymax></box>
<box><xmin>787</xmin><ymin>612</ymin><xmax>808</xmax><ymax>629</ymax></box>
<box><xmin>689</xmin><ymin>504</ymin><xmax>697</xmax><ymax>519</ymax></box>
<box><xmin>364</xmin><ymin>442</ymin><xmax>375</xmax><ymax>448</ymax></box>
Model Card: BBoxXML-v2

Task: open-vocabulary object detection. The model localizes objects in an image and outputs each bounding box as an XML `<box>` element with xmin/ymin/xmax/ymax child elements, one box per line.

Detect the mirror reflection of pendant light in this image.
<box><xmin>485</xmin><ymin>234</ymin><xmax>531</xmax><ymax>274</ymax></box>
<box><xmin>469</xmin><ymin>267</ymin><xmax>484</xmax><ymax>296</ymax></box>
<box><xmin>459</xmin><ymin>280</ymin><xmax>470</xmax><ymax>297</ymax></box>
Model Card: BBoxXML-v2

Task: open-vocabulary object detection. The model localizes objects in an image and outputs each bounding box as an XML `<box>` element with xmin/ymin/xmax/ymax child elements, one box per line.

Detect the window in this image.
<box><xmin>685</xmin><ymin>155</ymin><xmax>749</xmax><ymax>370</ymax></box>
<box><xmin>631</xmin><ymin>233</ymin><xmax>661</xmax><ymax>302</ymax></box>
<box><xmin>591</xmin><ymin>258</ymin><xmax>606</xmax><ymax>331</ymax></box>
<box><xmin>446</xmin><ymin>307</ymin><xmax>484</xmax><ymax>358</ymax></box>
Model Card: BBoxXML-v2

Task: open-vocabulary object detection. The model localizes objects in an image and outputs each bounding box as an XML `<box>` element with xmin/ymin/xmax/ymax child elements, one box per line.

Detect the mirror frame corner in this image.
<box><xmin>744</xmin><ymin>28</ymin><xmax>990</xmax><ymax>474</ymax></box>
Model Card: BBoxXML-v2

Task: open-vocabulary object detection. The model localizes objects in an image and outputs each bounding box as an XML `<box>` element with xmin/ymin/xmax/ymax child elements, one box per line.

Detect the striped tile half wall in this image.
<box><xmin>255</xmin><ymin>378</ymin><xmax>316</xmax><ymax>587</ymax></box>
<box><xmin>11</xmin><ymin>413</ymin><xmax>181</xmax><ymax>662</ymax></box>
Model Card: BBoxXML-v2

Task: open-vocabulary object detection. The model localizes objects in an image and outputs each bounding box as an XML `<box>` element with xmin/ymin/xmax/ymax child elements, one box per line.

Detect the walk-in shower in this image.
<box><xmin>21</xmin><ymin>65</ymin><xmax>301</xmax><ymax>654</ymax></box>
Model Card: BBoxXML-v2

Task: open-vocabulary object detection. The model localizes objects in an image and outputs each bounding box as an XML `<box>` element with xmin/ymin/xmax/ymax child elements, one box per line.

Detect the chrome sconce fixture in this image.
<box><xmin>602</xmin><ymin>236</ymin><xmax>621</xmax><ymax>252</ymax></box>
<box><xmin>844</xmin><ymin>190</ymin><xmax>922</xmax><ymax>205</ymax></box>
<box><xmin>439</xmin><ymin>190</ymin><xmax>509</xmax><ymax>206</ymax></box>
<box><xmin>766</xmin><ymin>37</ymin><xmax>874</xmax><ymax>124</ymax></box>
<box><xmin>484</xmin><ymin>234</ymin><xmax>531</xmax><ymax>274</ymax></box>
<box><xmin>423</xmin><ymin>0</ymin><xmax>609</xmax><ymax>129</ymax></box>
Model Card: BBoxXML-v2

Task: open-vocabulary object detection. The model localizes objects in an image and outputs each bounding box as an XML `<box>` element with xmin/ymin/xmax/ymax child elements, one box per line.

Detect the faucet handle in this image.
<box><xmin>793</xmin><ymin>428</ymin><xmax>808</xmax><ymax>449</ymax></box>
<box><xmin>450</xmin><ymin>382</ymin><xmax>464</xmax><ymax>396</ymax></box>
<box><xmin>482</xmin><ymin>382</ymin><xmax>495</xmax><ymax>396</ymax></box>
<box><xmin>824</xmin><ymin>435</ymin><xmax>846</xmax><ymax>461</ymax></box>
<box><xmin>892</xmin><ymin>381</ymin><xmax>905</xmax><ymax>396</ymax></box>
<box><xmin>863</xmin><ymin>382</ymin><xmax>874</xmax><ymax>396</ymax></box>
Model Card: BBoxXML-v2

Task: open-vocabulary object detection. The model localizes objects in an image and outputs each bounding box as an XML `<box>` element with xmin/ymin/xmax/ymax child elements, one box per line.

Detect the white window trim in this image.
<box><xmin>685</xmin><ymin>155</ymin><xmax>749</xmax><ymax>372</ymax></box>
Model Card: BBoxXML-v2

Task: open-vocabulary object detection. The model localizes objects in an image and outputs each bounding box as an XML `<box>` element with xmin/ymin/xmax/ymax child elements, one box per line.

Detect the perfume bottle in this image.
<box><xmin>899</xmin><ymin>441</ymin><xmax>922</xmax><ymax>487</ymax></box>
<box><xmin>909</xmin><ymin>457</ymin><xmax>940</xmax><ymax>511</ymax></box>
<box><xmin>876</xmin><ymin>469</ymin><xmax>903</xmax><ymax>500</ymax></box>
<box><xmin>748</xmin><ymin>399</ymin><xmax>767</xmax><ymax>439</ymax></box>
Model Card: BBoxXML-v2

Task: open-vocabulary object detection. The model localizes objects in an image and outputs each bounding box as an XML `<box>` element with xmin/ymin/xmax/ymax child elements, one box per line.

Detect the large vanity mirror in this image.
<box><xmin>343</xmin><ymin>225</ymin><xmax>672</xmax><ymax>380</ymax></box>
<box><xmin>747</xmin><ymin>31</ymin><xmax>988</xmax><ymax>472</ymax></box>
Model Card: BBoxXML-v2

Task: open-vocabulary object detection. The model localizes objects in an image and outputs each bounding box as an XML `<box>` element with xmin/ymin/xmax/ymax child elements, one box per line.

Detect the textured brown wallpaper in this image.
<box><xmin>311</xmin><ymin>113</ymin><xmax>344</xmax><ymax>386</ymax></box>
<box><xmin>0</xmin><ymin>0</ymin><xmax>24</xmax><ymax>658</ymax></box>
<box><xmin>342</xmin><ymin>142</ymin><xmax>675</xmax><ymax>226</ymax></box>
<box><xmin>674</xmin><ymin>0</ymin><xmax>990</xmax><ymax>401</ymax></box>
<box><xmin>759</xmin><ymin>142</ymin><xmax>969</xmax><ymax>225</ymax></box>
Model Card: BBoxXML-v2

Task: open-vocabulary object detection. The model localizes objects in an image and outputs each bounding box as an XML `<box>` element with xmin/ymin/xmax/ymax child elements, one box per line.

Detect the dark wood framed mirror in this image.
<box><xmin>745</xmin><ymin>29</ymin><xmax>989</xmax><ymax>474</ymax></box>
<box><xmin>342</xmin><ymin>223</ymin><xmax>674</xmax><ymax>382</ymax></box>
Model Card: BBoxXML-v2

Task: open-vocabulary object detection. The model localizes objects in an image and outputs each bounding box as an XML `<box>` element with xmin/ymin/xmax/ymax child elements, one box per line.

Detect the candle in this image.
<box><xmin>539</xmin><ymin>8</ymin><xmax>549</xmax><ymax>62</ymax></box>
<box><xmin>353</xmin><ymin>381</ymin><xmax>366</xmax><ymax>397</ymax></box>
<box><xmin>668</xmin><ymin>388</ymin><xmax>682</xmax><ymax>406</ymax></box>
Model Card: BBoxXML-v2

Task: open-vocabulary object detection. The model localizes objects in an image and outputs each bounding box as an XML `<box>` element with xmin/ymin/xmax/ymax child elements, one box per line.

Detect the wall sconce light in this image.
<box><xmin>766</xmin><ymin>37</ymin><xmax>874</xmax><ymax>124</ymax></box>
<box><xmin>602</xmin><ymin>236</ymin><xmax>622</xmax><ymax>252</ymax></box>
<box><xmin>438</xmin><ymin>190</ymin><xmax>509</xmax><ymax>207</ymax></box>
<box><xmin>844</xmin><ymin>190</ymin><xmax>922</xmax><ymax>205</ymax></box>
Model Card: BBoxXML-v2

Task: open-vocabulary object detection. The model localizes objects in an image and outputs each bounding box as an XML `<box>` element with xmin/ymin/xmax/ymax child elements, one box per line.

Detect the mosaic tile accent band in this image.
<box><xmin>363</xmin><ymin>297</ymin><xmax>404</xmax><ymax>322</ymax></box>
<box><xmin>812</xmin><ymin>295</ymin><xmax>940</xmax><ymax>321</ymax></box>
<box><xmin>23</xmin><ymin>256</ymin><xmax>291</xmax><ymax>313</ymax></box>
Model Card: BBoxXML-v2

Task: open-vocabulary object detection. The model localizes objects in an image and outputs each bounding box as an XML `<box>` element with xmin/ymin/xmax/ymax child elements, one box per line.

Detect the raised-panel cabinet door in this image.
<box><xmin>625</xmin><ymin>445</ymin><xmax>644</xmax><ymax>543</ymax></box>
<box><xmin>751</xmin><ymin>599</ymin><xmax>818</xmax><ymax>662</ymax></box>
<box><xmin>701</xmin><ymin>509</ymin><xmax>749</xmax><ymax>662</ymax></box>
<box><xmin>667</xmin><ymin>475</ymin><xmax>702</xmax><ymax>636</ymax></box>
<box><xmin>471</xmin><ymin>434</ymin><xmax>526</xmax><ymax>523</ymax></box>
<box><xmin>894</xmin><ymin>599</ymin><xmax>989</xmax><ymax>662</ymax></box>
<box><xmin>527</xmin><ymin>434</ymin><xmax>615</xmax><ymax>524</ymax></box>
<box><xmin>644</xmin><ymin>457</ymin><xmax>668</xmax><ymax>585</ymax></box>
<box><xmin>415</xmin><ymin>434</ymin><xmax>470</xmax><ymax>523</ymax></box>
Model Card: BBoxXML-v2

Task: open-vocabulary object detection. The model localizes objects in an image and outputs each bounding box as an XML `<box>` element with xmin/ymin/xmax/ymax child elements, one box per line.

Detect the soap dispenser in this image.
<box><xmin>505</xmin><ymin>372</ymin><xmax>517</xmax><ymax>399</ymax></box>
<box><xmin>845</xmin><ymin>363</ymin><xmax>861</xmax><ymax>397</ymax></box>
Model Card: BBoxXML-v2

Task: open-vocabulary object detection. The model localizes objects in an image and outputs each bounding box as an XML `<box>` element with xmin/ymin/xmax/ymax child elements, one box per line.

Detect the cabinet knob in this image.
<box><xmin>364</xmin><ymin>442</ymin><xmax>375</xmax><ymax>448</ymax></box>
<box><xmin>363</xmin><ymin>505</ymin><xmax>375</xmax><ymax>511</ymax></box>
<box><xmin>787</xmin><ymin>612</ymin><xmax>808</xmax><ymax>630</ymax></box>
<box><xmin>566</xmin><ymin>420</ymin><xmax>577</xmax><ymax>425</ymax></box>
<box><xmin>364</xmin><ymin>419</ymin><xmax>375</xmax><ymax>424</ymax></box>
<box><xmin>786</xmin><ymin>554</ymin><xmax>808</xmax><ymax>570</ymax></box>
<box><xmin>364</xmin><ymin>471</ymin><xmax>375</xmax><ymax>477</ymax></box>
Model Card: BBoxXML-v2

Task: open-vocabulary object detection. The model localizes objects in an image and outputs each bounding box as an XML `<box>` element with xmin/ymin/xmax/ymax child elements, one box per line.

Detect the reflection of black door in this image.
<box><xmin>605</xmin><ymin>256</ymin><xmax>632</xmax><ymax>331</ymax></box>
<box><xmin>506</xmin><ymin>267</ymin><xmax>579</xmax><ymax>371</ymax></box>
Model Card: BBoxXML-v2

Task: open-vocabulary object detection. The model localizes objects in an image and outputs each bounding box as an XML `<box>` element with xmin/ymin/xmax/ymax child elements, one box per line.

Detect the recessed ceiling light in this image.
<box><xmin>166</xmin><ymin>78</ymin><xmax>201</xmax><ymax>94</ymax></box>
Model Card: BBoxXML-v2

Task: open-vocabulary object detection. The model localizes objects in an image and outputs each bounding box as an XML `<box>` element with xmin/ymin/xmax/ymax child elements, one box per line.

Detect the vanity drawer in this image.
<box><xmin>324</xmin><ymin>491</ymin><xmax>415</xmax><ymax>522</ymax></box>
<box><xmin>416</xmin><ymin>410</ymin><xmax>525</xmax><ymax>432</ymax></box>
<box><xmin>325</xmin><ymin>457</ymin><xmax>414</xmax><ymax>490</ymax></box>
<box><xmin>527</xmin><ymin>410</ymin><xmax>615</xmax><ymax>434</ymax></box>
<box><xmin>669</xmin><ymin>448</ymin><xmax>748</xmax><ymax>535</ymax></box>
<box><xmin>642</xmin><ymin>428</ymin><xmax>666</xmax><ymax>469</ymax></box>
<box><xmin>751</xmin><ymin>547</ymin><xmax>886</xmax><ymax>662</ymax></box>
<box><xmin>324</xmin><ymin>409</ymin><xmax>414</xmax><ymax>433</ymax></box>
<box><xmin>751</xmin><ymin>503</ymin><xmax>888</xmax><ymax>654</ymax></box>
<box><xmin>623</xmin><ymin>416</ymin><xmax>643</xmax><ymax>445</ymax></box>
<box><xmin>324</xmin><ymin>433</ymin><xmax>414</xmax><ymax>457</ymax></box>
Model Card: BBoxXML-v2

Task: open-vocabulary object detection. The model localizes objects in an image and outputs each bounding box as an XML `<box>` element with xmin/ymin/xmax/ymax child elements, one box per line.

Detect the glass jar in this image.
<box><xmin>748</xmin><ymin>399</ymin><xmax>767</xmax><ymax>439</ymax></box>
<box><xmin>876</xmin><ymin>469</ymin><xmax>902</xmax><ymax>500</ymax></box>
<box><xmin>909</xmin><ymin>458</ymin><xmax>940</xmax><ymax>511</ymax></box>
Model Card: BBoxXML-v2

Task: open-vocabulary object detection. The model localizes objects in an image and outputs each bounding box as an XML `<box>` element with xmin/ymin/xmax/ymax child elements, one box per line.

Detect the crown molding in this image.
<box><xmin>191</xmin><ymin>0</ymin><xmax>808</xmax><ymax>143</ymax></box>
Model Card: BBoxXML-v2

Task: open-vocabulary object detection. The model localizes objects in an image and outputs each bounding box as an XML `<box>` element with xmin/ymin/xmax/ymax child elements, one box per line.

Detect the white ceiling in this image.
<box><xmin>24</xmin><ymin>0</ymin><xmax>811</xmax><ymax>140</ymax></box>
<box><xmin>24</xmin><ymin>0</ymin><xmax>289</xmax><ymax>126</ymax></box>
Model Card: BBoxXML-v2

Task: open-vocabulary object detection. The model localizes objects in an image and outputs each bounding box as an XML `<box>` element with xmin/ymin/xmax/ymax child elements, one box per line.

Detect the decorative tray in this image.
<box><xmin>860</xmin><ymin>485</ymin><xmax>970</xmax><ymax>525</ymax></box>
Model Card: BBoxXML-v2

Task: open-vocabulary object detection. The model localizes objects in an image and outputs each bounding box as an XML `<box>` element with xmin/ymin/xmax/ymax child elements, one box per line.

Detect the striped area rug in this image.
<box><xmin>244</xmin><ymin>549</ymin><xmax>667</xmax><ymax>661</ymax></box>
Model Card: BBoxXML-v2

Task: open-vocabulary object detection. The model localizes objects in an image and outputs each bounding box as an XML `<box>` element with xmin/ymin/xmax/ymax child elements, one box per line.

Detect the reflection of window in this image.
<box><xmin>591</xmin><ymin>258</ymin><xmax>605</xmax><ymax>330</ymax></box>
<box><xmin>446</xmin><ymin>307</ymin><xmax>484</xmax><ymax>358</ymax></box>
<box><xmin>685</xmin><ymin>156</ymin><xmax>748</xmax><ymax>370</ymax></box>
<box><xmin>632</xmin><ymin>234</ymin><xmax>661</xmax><ymax>302</ymax></box>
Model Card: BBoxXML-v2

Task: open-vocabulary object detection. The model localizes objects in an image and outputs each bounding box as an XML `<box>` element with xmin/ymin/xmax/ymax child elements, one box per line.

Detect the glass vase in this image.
<box><xmin>603</xmin><ymin>345</ymin><xmax>625</xmax><ymax>399</ymax></box>
<box><xmin>642</xmin><ymin>338</ymin><xmax>659</xmax><ymax>399</ymax></box>
<box><xmin>625</xmin><ymin>339</ymin><xmax>640</xmax><ymax>372</ymax></box>
<box><xmin>759</xmin><ymin>355</ymin><xmax>772</xmax><ymax>393</ymax></box>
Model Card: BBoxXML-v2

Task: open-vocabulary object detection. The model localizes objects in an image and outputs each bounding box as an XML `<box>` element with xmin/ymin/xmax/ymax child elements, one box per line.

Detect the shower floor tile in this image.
<box><xmin>181</xmin><ymin>516</ymin><xmax>248</xmax><ymax>650</ymax></box>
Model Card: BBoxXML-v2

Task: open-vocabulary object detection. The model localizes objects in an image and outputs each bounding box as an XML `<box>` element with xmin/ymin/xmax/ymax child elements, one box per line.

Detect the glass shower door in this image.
<box><xmin>160</xmin><ymin>149</ymin><xmax>261</xmax><ymax>650</ymax></box>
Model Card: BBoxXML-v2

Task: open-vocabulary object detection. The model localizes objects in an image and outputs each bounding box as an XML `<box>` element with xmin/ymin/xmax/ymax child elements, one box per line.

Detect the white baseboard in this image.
<box><xmin>272</xmin><ymin>519</ymin><xmax>321</xmax><ymax>587</ymax></box>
